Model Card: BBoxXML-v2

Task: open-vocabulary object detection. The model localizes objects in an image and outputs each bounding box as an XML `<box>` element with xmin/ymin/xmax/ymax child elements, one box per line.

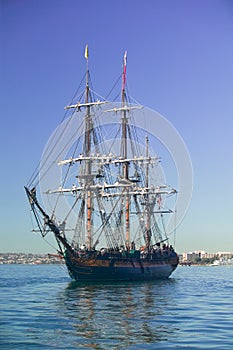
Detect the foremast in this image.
<box><xmin>24</xmin><ymin>45</ymin><xmax>95</xmax><ymax>254</ymax></box>
<box><xmin>121</xmin><ymin>51</ymin><xmax>130</xmax><ymax>248</ymax></box>
<box><xmin>84</xmin><ymin>44</ymin><xmax>93</xmax><ymax>250</ymax></box>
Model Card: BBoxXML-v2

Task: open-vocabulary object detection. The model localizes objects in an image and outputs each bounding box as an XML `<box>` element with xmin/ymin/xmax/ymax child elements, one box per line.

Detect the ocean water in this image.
<box><xmin>1</xmin><ymin>264</ymin><xmax>233</xmax><ymax>349</ymax></box>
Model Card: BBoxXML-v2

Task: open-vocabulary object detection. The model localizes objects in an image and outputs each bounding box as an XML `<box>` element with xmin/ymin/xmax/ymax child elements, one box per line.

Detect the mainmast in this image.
<box><xmin>121</xmin><ymin>51</ymin><xmax>130</xmax><ymax>247</ymax></box>
<box><xmin>84</xmin><ymin>44</ymin><xmax>92</xmax><ymax>250</ymax></box>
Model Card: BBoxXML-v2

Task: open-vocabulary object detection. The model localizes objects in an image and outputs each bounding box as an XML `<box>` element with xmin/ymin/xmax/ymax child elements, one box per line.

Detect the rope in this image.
<box><xmin>27</xmin><ymin>73</ymin><xmax>86</xmax><ymax>188</ymax></box>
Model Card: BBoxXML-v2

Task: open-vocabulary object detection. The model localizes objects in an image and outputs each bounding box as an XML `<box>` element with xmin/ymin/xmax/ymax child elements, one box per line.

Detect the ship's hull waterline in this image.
<box><xmin>64</xmin><ymin>253</ymin><xmax>179</xmax><ymax>282</ymax></box>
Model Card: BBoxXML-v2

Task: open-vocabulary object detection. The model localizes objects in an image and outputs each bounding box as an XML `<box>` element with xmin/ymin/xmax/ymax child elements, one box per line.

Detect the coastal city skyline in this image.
<box><xmin>1</xmin><ymin>250</ymin><xmax>233</xmax><ymax>265</ymax></box>
<box><xmin>1</xmin><ymin>0</ymin><xmax>233</xmax><ymax>254</ymax></box>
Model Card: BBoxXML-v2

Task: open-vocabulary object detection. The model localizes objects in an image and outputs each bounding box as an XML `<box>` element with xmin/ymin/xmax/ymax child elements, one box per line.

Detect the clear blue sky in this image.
<box><xmin>1</xmin><ymin>0</ymin><xmax>233</xmax><ymax>254</ymax></box>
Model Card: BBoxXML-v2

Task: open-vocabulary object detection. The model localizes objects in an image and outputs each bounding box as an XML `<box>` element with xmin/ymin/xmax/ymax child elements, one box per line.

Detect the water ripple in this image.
<box><xmin>1</xmin><ymin>265</ymin><xmax>233</xmax><ymax>349</ymax></box>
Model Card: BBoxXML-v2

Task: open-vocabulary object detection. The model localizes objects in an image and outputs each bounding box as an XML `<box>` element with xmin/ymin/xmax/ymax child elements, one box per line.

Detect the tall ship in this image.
<box><xmin>25</xmin><ymin>46</ymin><xmax>179</xmax><ymax>282</ymax></box>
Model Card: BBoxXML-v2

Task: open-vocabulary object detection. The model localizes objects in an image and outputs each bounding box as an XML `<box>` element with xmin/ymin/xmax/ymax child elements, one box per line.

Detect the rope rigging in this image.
<box><xmin>26</xmin><ymin>60</ymin><xmax>176</xmax><ymax>254</ymax></box>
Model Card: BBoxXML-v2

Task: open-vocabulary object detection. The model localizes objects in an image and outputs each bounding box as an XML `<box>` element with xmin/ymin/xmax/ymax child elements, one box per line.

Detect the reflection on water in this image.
<box><xmin>57</xmin><ymin>279</ymin><xmax>178</xmax><ymax>348</ymax></box>
<box><xmin>2</xmin><ymin>266</ymin><xmax>233</xmax><ymax>349</ymax></box>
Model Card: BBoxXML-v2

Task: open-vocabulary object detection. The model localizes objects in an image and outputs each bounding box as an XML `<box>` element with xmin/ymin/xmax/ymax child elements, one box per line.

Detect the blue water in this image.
<box><xmin>1</xmin><ymin>264</ymin><xmax>233</xmax><ymax>349</ymax></box>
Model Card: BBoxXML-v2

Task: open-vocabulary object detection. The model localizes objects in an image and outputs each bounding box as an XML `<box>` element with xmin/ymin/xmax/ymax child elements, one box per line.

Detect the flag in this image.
<box><xmin>122</xmin><ymin>51</ymin><xmax>127</xmax><ymax>90</ymax></box>
<box><xmin>124</xmin><ymin>51</ymin><xmax>127</xmax><ymax>67</ymax></box>
<box><xmin>85</xmin><ymin>44</ymin><xmax>89</xmax><ymax>59</ymax></box>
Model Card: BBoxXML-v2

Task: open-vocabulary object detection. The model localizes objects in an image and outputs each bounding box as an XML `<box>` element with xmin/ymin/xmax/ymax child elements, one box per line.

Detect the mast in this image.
<box><xmin>146</xmin><ymin>135</ymin><xmax>149</xmax><ymax>188</ymax></box>
<box><xmin>145</xmin><ymin>135</ymin><xmax>151</xmax><ymax>248</ymax></box>
<box><xmin>121</xmin><ymin>51</ymin><xmax>130</xmax><ymax>247</ymax></box>
<box><xmin>84</xmin><ymin>44</ymin><xmax>92</xmax><ymax>250</ymax></box>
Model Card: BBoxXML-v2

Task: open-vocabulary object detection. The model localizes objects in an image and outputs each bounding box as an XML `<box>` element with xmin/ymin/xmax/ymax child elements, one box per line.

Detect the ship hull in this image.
<box><xmin>64</xmin><ymin>252</ymin><xmax>179</xmax><ymax>282</ymax></box>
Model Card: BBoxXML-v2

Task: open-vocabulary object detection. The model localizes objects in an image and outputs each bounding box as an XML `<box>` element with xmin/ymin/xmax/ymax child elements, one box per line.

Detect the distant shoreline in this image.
<box><xmin>2</xmin><ymin>252</ymin><xmax>233</xmax><ymax>267</ymax></box>
<box><xmin>0</xmin><ymin>252</ymin><xmax>64</xmax><ymax>264</ymax></box>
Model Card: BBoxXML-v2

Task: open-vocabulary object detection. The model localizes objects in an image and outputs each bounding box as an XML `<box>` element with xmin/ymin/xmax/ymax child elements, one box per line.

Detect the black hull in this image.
<box><xmin>64</xmin><ymin>252</ymin><xmax>179</xmax><ymax>282</ymax></box>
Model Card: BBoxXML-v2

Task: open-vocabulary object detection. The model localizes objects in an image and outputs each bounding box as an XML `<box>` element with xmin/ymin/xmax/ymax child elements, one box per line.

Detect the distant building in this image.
<box><xmin>217</xmin><ymin>252</ymin><xmax>233</xmax><ymax>259</ymax></box>
<box><xmin>180</xmin><ymin>250</ymin><xmax>233</xmax><ymax>265</ymax></box>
